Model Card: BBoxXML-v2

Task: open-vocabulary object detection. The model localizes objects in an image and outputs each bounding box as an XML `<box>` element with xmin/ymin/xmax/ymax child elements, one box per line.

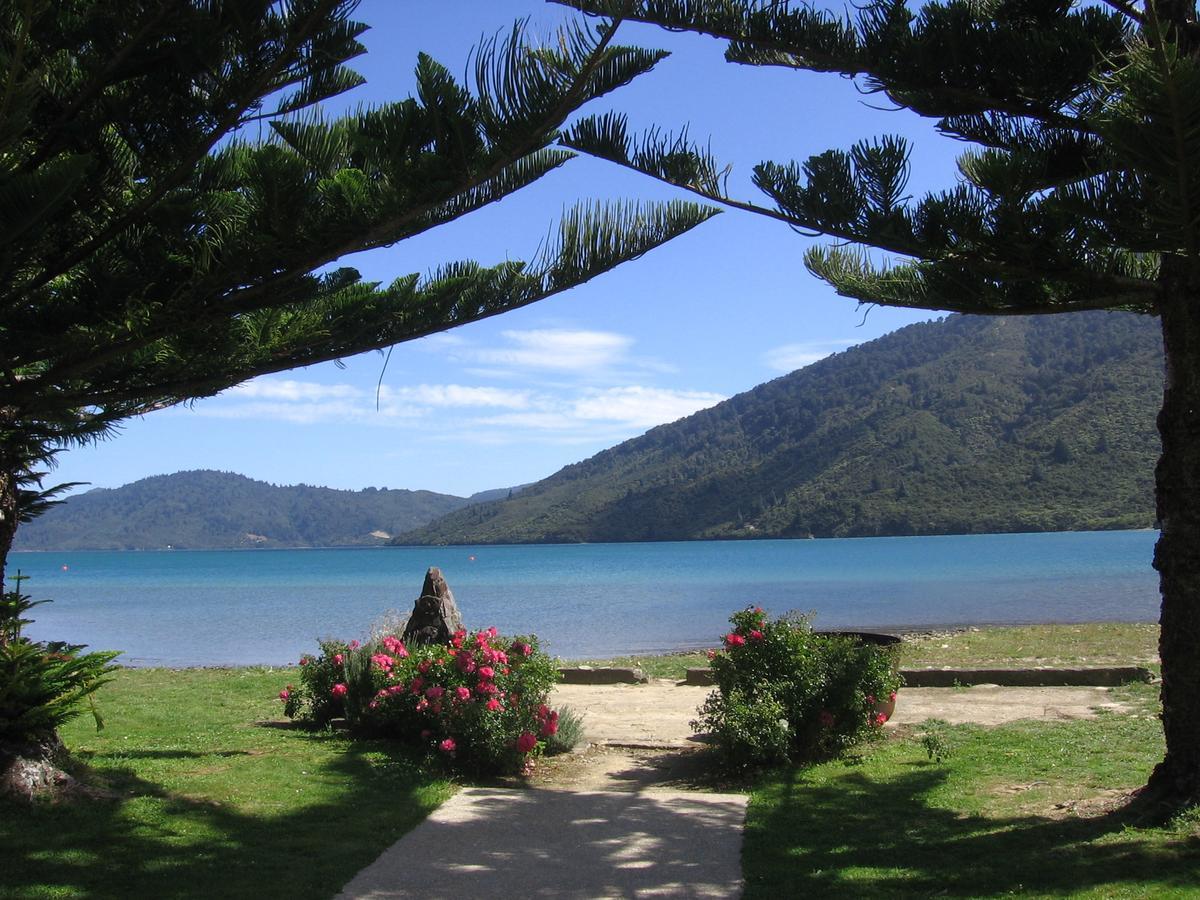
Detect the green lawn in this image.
<box><xmin>900</xmin><ymin>623</ymin><xmax>1160</xmax><ymax>671</ymax></box>
<box><xmin>1</xmin><ymin>667</ymin><xmax>453</xmax><ymax>900</ymax></box>
<box><xmin>743</xmin><ymin>685</ymin><xmax>1198</xmax><ymax>899</ymax></box>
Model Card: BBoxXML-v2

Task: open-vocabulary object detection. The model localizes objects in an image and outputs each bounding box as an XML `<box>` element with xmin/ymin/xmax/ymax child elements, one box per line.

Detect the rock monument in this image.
<box><xmin>401</xmin><ymin>567</ymin><xmax>465</xmax><ymax>646</ymax></box>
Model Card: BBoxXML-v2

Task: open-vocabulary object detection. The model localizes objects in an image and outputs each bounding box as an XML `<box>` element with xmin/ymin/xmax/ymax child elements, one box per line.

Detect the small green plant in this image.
<box><xmin>544</xmin><ymin>705</ymin><xmax>585</xmax><ymax>755</ymax></box>
<box><xmin>0</xmin><ymin>573</ymin><xmax>121</xmax><ymax>742</ymax></box>
<box><xmin>918</xmin><ymin>718</ymin><xmax>954</xmax><ymax>764</ymax></box>
<box><xmin>693</xmin><ymin>607</ymin><xmax>901</xmax><ymax>769</ymax></box>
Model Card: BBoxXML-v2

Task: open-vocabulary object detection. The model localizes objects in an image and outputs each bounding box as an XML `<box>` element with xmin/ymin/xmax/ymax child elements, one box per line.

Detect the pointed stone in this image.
<box><xmin>401</xmin><ymin>567</ymin><xmax>465</xmax><ymax>646</ymax></box>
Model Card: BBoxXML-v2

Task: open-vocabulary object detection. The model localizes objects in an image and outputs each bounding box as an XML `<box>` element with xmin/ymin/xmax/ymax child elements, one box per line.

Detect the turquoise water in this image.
<box><xmin>12</xmin><ymin>531</ymin><xmax>1159</xmax><ymax>667</ymax></box>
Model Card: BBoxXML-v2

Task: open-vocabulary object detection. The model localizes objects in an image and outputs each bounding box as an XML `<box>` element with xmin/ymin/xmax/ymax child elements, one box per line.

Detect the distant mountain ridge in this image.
<box><xmin>13</xmin><ymin>471</ymin><xmax>510</xmax><ymax>550</ymax></box>
<box><xmin>397</xmin><ymin>311</ymin><xmax>1162</xmax><ymax>545</ymax></box>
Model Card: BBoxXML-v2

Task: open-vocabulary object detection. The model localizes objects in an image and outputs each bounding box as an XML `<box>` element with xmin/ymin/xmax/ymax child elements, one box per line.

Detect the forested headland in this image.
<box><xmin>398</xmin><ymin>311</ymin><xmax>1161</xmax><ymax>545</ymax></box>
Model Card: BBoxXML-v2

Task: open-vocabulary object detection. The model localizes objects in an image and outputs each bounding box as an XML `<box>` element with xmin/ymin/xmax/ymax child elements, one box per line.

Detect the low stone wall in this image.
<box><xmin>683</xmin><ymin>666</ymin><xmax>1154</xmax><ymax>688</ymax></box>
<box><xmin>558</xmin><ymin>667</ymin><xmax>648</xmax><ymax>685</ymax></box>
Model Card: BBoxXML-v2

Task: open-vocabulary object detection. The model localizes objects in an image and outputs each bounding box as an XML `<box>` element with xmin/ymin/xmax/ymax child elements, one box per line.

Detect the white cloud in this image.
<box><xmin>573</xmin><ymin>387</ymin><xmax>725</xmax><ymax>428</ymax></box>
<box><xmin>475</xmin><ymin>329</ymin><xmax>634</xmax><ymax>373</ymax></box>
<box><xmin>379</xmin><ymin>384</ymin><xmax>530</xmax><ymax>409</ymax></box>
<box><xmin>763</xmin><ymin>339</ymin><xmax>856</xmax><ymax>373</ymax></box>
<box><xmin>226</xmin><ymin>379</ymin><xmax>362</xmax><ymax>402</ymax></box>
<box><xmin>193</xmin><ymin>368</ymin><xmax>726</xmax><ymax>456</ymax></box>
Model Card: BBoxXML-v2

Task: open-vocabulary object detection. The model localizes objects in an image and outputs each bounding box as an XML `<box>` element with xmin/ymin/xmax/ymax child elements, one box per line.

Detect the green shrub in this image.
<box><xmin>283</xmin><ymin>627</ymin><xmax>561</xmax><ymax>776</ymax></box>
<box><xmin>0</xmin><ymin>574</ymin><xmax>121</xmax><ymax>742</ymax></box>
<box><xmin>544</xmin><ymin>705</ymin><xmax>585</xmax><ymax>755</ymax></box>
<box><xmin>693</xmin><ymin>607</ymin><xmax>901</xmax><ymax>769</ymax></box>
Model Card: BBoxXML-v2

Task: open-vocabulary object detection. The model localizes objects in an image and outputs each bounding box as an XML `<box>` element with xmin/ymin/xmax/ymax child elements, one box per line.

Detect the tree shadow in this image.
<box><xmin>744</xmin><ymin>762</ymin><xmax>1200</xmax><ymax>897</ymax></box>
<box><xmin>2</xmin><ymin>734</ymin><xmax>447</xmax><ymax>900</ymax></box>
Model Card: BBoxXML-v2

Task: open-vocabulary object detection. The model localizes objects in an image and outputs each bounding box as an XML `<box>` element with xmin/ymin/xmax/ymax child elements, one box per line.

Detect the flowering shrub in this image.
<box><xmin>283</xmin><ymin>627</ymin><xmax>561</xmax><ymax>775</ymax></box>
<box><xmin>693</xmin><ymin>607</ymin><xmax>901</xmax><ymax>769</ymax></box>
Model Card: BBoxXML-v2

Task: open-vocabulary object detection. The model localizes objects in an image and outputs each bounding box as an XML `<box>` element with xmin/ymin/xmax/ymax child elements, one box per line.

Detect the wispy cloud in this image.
<box><xmin>420</xmin><ymin>328</ymin><xmax>672</xmax><ymax>380</ymax></box>
<box><xmin>475</xmin><ymin>329</ymin><xmax>633</xmax><ymax>373</ymax></box>
<box><xmin>763</xmin><ymin>339</ymin><xmax>856</xmax><ymax>373</ymax></box>
<box><xmin>199</xmin><ymin>376</ymin><xmax>726</xmax><ymax>446</ymax></box>
<box><xmin>378</xmin><ymin>384</ymin><xmax>530</xmax><ymax>410</ymax></box>
<box><xmin>572</xmin><ymin>386</ymin><xmax>724</xmax><ymax>428</ymax></box>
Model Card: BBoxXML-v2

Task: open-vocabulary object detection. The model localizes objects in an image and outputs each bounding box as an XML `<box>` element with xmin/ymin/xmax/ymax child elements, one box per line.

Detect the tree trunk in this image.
<box><xmin>0</xmin><ymin>464</ymin><xmax>16</xmax><ymax>598</ymax></box>
<box><xmin>1147</xmin><ymin>271</ymin><xmax>1200</xmax><ymax>809</ymax></box>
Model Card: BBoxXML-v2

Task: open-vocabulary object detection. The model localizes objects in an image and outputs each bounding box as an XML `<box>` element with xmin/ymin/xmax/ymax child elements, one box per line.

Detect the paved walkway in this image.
<box><xmin>335</xmin><ymin>786</ymin><xmax>747</xmax><ymax>899</ymax></box>
<box><xmin>335</xmin><ymin>679</ymin><xmax>1133</xmax><ymax>898</ymax></box>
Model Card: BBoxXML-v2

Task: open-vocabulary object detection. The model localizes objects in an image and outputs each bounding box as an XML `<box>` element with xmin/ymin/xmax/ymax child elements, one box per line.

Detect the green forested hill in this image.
<box><xmin>397</xmin><ymin>312</ymin><xmax>1162</xmax><ymax>545</ymax></box>
<box><xmin>13</xmin><ymin>471</ymin><xmax>476</xmax><ymax>550</ymax></box>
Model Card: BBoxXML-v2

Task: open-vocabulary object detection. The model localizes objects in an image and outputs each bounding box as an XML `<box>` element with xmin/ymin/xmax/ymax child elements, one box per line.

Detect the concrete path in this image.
<box><xmin>336</xmin><ymin>679</ymin><xmax>1134</xmax><ymax>898</ymax></box>
<box><xmin>335</xmin><ymin>786</ymin><xmax>747</xmax><ymax>899</ymax></box>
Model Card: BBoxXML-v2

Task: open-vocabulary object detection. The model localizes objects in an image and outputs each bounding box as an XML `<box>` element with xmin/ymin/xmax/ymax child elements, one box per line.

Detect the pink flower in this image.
<box><xmin>410</xmin><ymin>677</ymin><xmax>425</xmax><ymax>694</ymax></box>
<box><xmin>333</xmin><ymin>653</ymin><xmax>345</xmax><ymax>666</ymax></box>
<box><xmin>866</xmin><ymin>695</ymin><xmax>876</xmax><ymax>706</ymax></box>
<box><xmin>425</xmin><ymin>685</ymin><xmax>445</xmax><ymax>700</ymax></box>
<box><xmin>415</xmin><ymin>698</ymin><xmax>430</xmax><ymax>712</ymax></box>
<box><xmin>723</xmin><ymin>633</ymin><xmax>746</xmax><ymax>648</ymax></box>
<box><xmin>439</xmin><ymin>738</ymin><xmax>456</xmax><ymax>754</ymax></box>
<box><xmin>388</xmin><ymin>684</ymin><xmax>405</xmax><ymax>695</ymax></box>
<box><xmin>511</xmin><ymin>641</ymin><xmax>532</xmax><ymax>657</ymax></box>
<box><xmin>451</xmin><ymin>629</ymin><xmax>466</xmax><ymax>649</ymax></box>
<box><xmin>486</xmin><ymin>698</ymin><xmax>502</xmax><ymax>712</ymax></box>
<box><xmin>889</xmin><ymin>691</ymin><xmax>898</xmax><ymax>703</ymax></box>
<box><xmin>748</xmin><ymin>630</ymin><xmax>765</xmax><ymax>642</ymax></box>
<box><xmin>331</xmin><ymin>683</ymin><xmax>348</xmax><ymax>698</ymax></box>
<box><xmin>371</xmin><ymin>653</ymin><xmax>394</xmax><ymax>671</ymax></box>
<box><xmin>349</xmin><ymin>640</ymin><xmax>360</xmax><ymax>650</ymax></box>
<box><xmin>754</xmin><ymin>606</ymin><xmax>764</xmax><ymax>614</ymax></box>
<box><xmin>299</xmin><ymin>656</ymin><xmax>309</xmax><ymax>666</ymax></box>
<box><xmin>706</xmin><ymin>649</ymin><xmax>717</xmax><ymax>661</ymax></box>
<box><xmin>477</xmin><ymin>665</ymin><xmax>495</xmax><ymax>681</ymax></box>
<box><xmin>873</xmin><ymin>712</ymin><xmax>889</xmax><ymax>726</ymax></box>
<box><xmin>537</xmin><ymin>704</ymin><xmax>552</xmax><ymax>720</ymax></box>
<box><xmin>278</xmin><ymin>688</ymin><xmax>291</xmax><ymax>702</ymax></box>
<box><xmin>418</xmin><ymin>660</ymin><xmax>432</xmax><ymax>674</ymax></box>
<box><xmin>819</xmin><ymin>710</ymin><xmax>835</xmax><ymax>728</ymax></box>
<box><xmin>475</xmin><ymin>682</ymin><xmax>498</xmax><ymax>696</ymax></box>
<box><xmin>540</xmin><ymin>720</ymin><xmax>558</xmax><ymax>737</ymax></box>
<box><xmin>455</xmin><ymin>650</ymin><xmax>476</xmax><ymax>674</ymax></box>
<box><xmin>516</xmin><ymin>732</ymin><xmax>538</xmax><ymax>754</ymax></box>
<box><xmin>382</xmin><ymin>636</ymin><xmax>408</xmax><ymax>658</ymax></box>
<box><xmin>455</xmin><ymin>686</ymin><xmax>471</xmax><ymax>701</ymax></box>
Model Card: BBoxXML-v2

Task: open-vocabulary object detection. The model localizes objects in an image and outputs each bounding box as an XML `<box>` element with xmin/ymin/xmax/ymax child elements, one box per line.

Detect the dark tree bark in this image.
<box><xmin>1148</xmin><ymin>261</ymin><xmax>1200</xmax><ymax>808</ymax></box>
<box><xmin>0</xmin><ymin>463</ymin><xmax>17</xmax><ymax>600</ymax></box>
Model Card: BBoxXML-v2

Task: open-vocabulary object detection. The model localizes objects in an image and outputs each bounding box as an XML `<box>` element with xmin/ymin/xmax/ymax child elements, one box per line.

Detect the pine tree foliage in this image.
<box><xmin>0</xmin><ymin>0</ymin><xmax>718</xmax><ymax>503</ymax></box>
<box><xmin>557</xmin><ymin>0</ymin><xmax>1200</xmax><ymax>314</ymax></box>
<box><xmin>553</xmin><ymin>0</ymin><xmax>1200</xmax><ymax>810</ymax></box>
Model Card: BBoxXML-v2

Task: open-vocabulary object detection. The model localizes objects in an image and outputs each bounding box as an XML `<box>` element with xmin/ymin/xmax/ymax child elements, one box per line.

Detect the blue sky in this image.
<box><xmin>52</xmin><ymin>1</ymin><xmax>963</xmax><ymax>499</ymax></box>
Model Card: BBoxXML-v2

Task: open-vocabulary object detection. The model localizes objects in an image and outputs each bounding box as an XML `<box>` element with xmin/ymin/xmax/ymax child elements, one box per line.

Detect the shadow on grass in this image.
<box><xmin>744</xmin><ymin>762</ymin><xmax>1200</xmax><ymax>898</ymax></box>
<box><xmin>1</xmin><ymin>733</ymin><xmax>447</xmax><ymax>900</ymax></box>
<box><xmin>85</xmin><ymin>748</ymin><xmax>254</xmax><ymax>760</ymax></box>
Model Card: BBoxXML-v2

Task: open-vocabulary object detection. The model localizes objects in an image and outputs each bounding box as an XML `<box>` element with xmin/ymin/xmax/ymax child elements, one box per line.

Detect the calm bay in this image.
<box><xmin>12</xmin><ymin>530</ymin><xmax>1159</xmax><ymax>667</ymax></box>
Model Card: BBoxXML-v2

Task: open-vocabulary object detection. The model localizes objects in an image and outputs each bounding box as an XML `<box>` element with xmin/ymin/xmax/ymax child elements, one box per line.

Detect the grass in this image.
<box><xmin>1</xmin><ymin>667</ymin><xmax>453</xmax><ymax>900</ymax></box>
<box><xmin>900</xmin><ymin>623</ymin><xmax>1160</xmax><ymax>671</ymax></box>
<box><xmin>742</xmin><ymin>683</ymin><xmax>1198</xmax><ymax>898</ymax></box>
<box><xmin>574</xmin><ymin>622</ymin><xmax>1161</xmax><ymax>680</ymax></box>
<box><xmin>563</xmin><ymin>651</ymin><xmax>712</xmax><ymax>680</ymax></box>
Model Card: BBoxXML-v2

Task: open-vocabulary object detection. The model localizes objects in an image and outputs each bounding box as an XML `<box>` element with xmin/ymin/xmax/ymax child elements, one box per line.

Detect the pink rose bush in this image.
<box><xmin>282</xmin><ymin>627</ymin><xmax>561</xmax><ymax>775</ymax></box>
<box><xmin>693</xmin><ymin>606</ymin><xmax>902</xmax><ymax>769</ymax></box>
